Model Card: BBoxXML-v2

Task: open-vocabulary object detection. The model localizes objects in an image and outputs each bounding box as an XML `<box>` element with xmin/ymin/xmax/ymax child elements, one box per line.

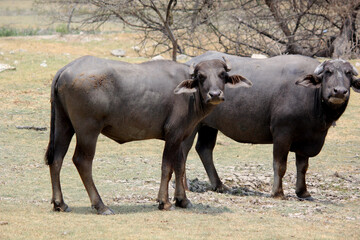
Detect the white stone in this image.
<box><xmin>110</xmin><ymin>49</ymin><xmax>126</xmax><ymax>57</ymax></box>
<box><xmin>176</xmin><ymin>54</ymin><xmax>191</xmax><ymax>61</ymax></box>
<box><xmin>251</xmin><ymin>54</ymin><xmax>268</xmax><ymax>59</ymax></box>
<box><xmin>132</xmin><ymin>46</ymin><xmax>140</xmax><ymax>52</ymax></box>
<box><xmin>0</xmin><ymin>63</ymin><xmax>16</xmax><ymax>72</ymax></box>
<box><xmin>151</xmin><ymin>55</ymin><xmax>165</xmax><ymax>60</ymax></box>
<box><xmin>40</xmin><ymin>61</ymin><xmax>47</xmax><ymax>68</ymax></box>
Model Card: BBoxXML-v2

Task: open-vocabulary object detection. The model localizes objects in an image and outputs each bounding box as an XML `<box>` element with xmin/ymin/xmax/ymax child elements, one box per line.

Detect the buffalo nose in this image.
<box><xmin>209</xmin><ymin>90</ymin><xmax>222</xmax><ymax>98</ymax></box>
<box><xmin>333</xmin><ymin>87</ymin><xmax>348</xmax><ymax>96</ymax></box>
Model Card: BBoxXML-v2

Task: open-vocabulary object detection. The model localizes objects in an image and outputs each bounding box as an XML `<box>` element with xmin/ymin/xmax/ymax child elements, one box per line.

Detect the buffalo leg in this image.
<box><xmin>271</xmin><ymin>139</ymin><xmax>290</xmax><ymax>199</ymax></box>
<box><xmin>195</xmin><ymin>126</ymin><xmax>228</xmax><ymax>192</ymax></box>
<box><xmin>72</xmin><ymin>133</ymin><xmax>114</xmax><ymax>215</ymax></box>
<box><xmin>295</xmin><ymin>154</ymin><xmax>313</xmax><ymax>200</ymax></box>
<box><xmin>157</xmin><ymin>142</ymin><xmax>175</xmax><ymax>210</ymax></box>
<box><xmin>174</xmin><ymin>144</ymin><xmax>192</xmax><ymax>208</ymax></box>
<box><xmin>181</xmin><ymin>129</ymin><xmax>197</xmax><ymax>191</ymax></box>
<box><xmin>50</xmin><ymin>111</ymin><xmax>74</xmax><ymax>212</ymax></box>
<box><xmin>158</xmin><ymin>142</ymin><xmax>191</xmax><ymax>210</ymax></box>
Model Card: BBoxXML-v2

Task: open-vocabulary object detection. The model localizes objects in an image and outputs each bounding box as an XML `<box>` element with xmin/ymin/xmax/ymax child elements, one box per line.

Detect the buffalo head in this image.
<box><xmin>296</xmin><ymin>59</ymin><xmax>360</xmax><ymax>107</ymax></box>
<box><xmin>174</xmin><ymin>58</ymin><xmax>252</xmax><ymax>105</ymax></box>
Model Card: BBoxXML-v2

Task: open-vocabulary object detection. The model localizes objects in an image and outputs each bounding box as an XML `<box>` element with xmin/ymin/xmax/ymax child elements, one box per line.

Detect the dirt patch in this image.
<box><xmin>188</xmin><ymin>163</ymin><xmax>360</xmax><ymax>205</ymax></box>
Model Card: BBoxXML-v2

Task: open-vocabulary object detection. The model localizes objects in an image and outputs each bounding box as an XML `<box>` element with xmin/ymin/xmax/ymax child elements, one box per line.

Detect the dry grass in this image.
<box><xmin>0</xmin><ymin>34</ymin><xmax>360</xmax><ymax>240</ymax></box>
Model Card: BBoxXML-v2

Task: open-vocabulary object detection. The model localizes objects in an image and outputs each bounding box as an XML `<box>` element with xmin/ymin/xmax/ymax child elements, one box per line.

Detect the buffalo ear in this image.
<box><xmin>296</xmin><ymin>74</ymin><xmax>322</xmax><ymax>88</ymax></box>
<box><xmin>226</xmin><ymin>75</ymin><xmax>252</xmax><ymax>88</ymax></box>
<box><xmin>174</xmin><ymin>79</ymin><xmax>197</xmax><ymax>94</ymax></box>
<box><xmin>351</xmin><ymin>78</ymin><xmax>360</xmax><ymax>93</ymax></box>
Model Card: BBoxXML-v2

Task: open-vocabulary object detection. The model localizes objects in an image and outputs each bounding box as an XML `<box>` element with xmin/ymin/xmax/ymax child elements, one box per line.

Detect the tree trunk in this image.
<box><xmin>332</xmin><ymin>3</ymin><xmax>360</xmax><ymax>59</ymax></box>
<box><xmin>67</xmin><ymin>6</ymin><xmax>76</xmax><ymax>33</ymax></box>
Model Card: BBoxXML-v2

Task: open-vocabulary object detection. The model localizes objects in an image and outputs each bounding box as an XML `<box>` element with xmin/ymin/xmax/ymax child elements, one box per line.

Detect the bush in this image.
<box><xmin>55</xmin><ymin>24</ymin><xmax>68</xmax><ymax>35</ymax></box>
<box><xmin>0</xmin><ymin>27</ymin><xmax>40</xmax><ymax>37</ymax></box>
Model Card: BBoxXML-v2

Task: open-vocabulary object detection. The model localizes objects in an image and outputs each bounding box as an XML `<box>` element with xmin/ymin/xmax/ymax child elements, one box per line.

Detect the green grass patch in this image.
<box><xmin>0</xmin><ymin>26</ymin><xmax>42</xmax><ymax>37</ymax></box>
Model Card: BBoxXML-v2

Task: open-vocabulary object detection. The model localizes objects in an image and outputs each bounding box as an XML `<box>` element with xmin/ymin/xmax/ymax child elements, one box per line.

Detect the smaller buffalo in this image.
<box><xmin>184</xmin><ymin>52</ymin><xmax>360</xmax><ymax>200</ymax></box>
<box><xmin>45</xmin><ymin>56</ymin><xmax>252</xmax><ymax>214</ymax></box>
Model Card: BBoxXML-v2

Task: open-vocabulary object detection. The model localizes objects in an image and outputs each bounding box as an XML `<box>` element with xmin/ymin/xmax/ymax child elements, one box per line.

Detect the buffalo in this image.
<box><xmin>184</xmin><ymin>51</ymin><xmax>360</xmax><ymax>200</ymax></box>
<box><xmin>45</xmin><ymin>56</ymin><xmax>252</xmax><ymax>214</ymax></box>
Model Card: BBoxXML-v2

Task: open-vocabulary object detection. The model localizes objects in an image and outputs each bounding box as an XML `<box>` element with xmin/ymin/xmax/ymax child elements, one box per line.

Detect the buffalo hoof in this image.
<box><xmin>158</xmin><ymin>201</ymin><xmax>173</xmax><ymax>211</ymax></box>
<box><xmin>213</xmin><ymin>184</ymin><xmax>231</xmax><ymax>194</ymax></box>
<box><xmin>296</xmin><ymin>190</ymin><xmax>313</xmax><ymax>201</ymax></box>
<box><xmin>92</xmin><ymin>204</ymin><xmax>115</xmax><ymax>215</ymax></box>
<box><xmin>98</xmin><ymin>207</ymin><xmax>115</xmax><ymax>215</ymax></box>
<box><xmin>53</xmin><ymin>202</ymin><xmax>71</xmax><ymax>212</ymax></box>
<box><xmin>297</xmin><ymin>196</ymin><xmax>314</xmax><ymax>201</ymax></box>
<box><xmin>271</xmin><ymin>192</ymin><xmax>287</xmax><ymax>200</ymax></box>
<box><xmin>175</xmin><ymin>198</ymin><xmax>193</xmax><ymax>208</ymax></box>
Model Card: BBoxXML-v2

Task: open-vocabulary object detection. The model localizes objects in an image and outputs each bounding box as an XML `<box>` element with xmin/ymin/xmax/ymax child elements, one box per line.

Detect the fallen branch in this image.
<box><xmin>16</xmin><ymin>126</ymin><xmax>47</xmax><ymax>131</ymax></box>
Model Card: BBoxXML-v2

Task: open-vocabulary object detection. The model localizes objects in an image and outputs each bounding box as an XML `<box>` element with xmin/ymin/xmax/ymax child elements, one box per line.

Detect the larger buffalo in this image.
<box><xmin>45</xmin><ymin>56</ymin><xmax>252</xmax><ymax>214</ymax></box>
<box><xmin>184</xmin><ymin>51</ymin><xmax>360</xmax><ymax>199</ymax></box>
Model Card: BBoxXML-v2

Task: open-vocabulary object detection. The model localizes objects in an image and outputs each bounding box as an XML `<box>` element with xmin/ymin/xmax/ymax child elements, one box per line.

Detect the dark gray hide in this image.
<box><xmin>184</xmin><ymin>51</ymin><xmax>360</xmax><ymax>199</ymax></box>
<box><xmin>44</xmin><ymin>56</ymin><xmax>252</xmax><ymax>214</ymax></box>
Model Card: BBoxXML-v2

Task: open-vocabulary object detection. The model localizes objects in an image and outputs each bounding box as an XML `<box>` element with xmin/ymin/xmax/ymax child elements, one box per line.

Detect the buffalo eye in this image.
<box><xmin>197</xmin><ymin>73</ymin><xmax>206</xmax><ymax>83</ymax></box>
<box><xmin>345</xmin><ymin>70</ymin><xmax>352</xmax><ymax>76</ymax></box>
<box><xmin>325</xmin><ymin>69</ymin><xmax>333</xmax><ymax>75</ymax></box>
<box><xmin>219</xmin><ymin>71</ymin><xmax>227</xmax><ymax>79</ymax></box>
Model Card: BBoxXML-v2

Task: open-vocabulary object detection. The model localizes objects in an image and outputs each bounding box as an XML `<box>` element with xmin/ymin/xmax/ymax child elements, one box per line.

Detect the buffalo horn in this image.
<box><xmin>314</xmin><ymin>61</ymin><xmax>327</xmax><ymax>75</ymax></box>
<box><xmin>352</xmin><ymin>65</ymin><xmax>359</xmax><ymax>76</ymax></box>
<box><xmin>189</xmin><ymin>63</ymin><xmax>195</xmax><ymax>75</ymax></box>
<box><xmin>222</xmin><ymin>57</ymin><xmax>231</xmax><ymax>72</ymax></box>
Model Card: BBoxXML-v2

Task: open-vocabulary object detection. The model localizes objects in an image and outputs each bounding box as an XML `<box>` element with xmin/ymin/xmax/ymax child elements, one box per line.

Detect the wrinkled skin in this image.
<box><xmin>183</xmin><ymin>51</ymin><xmax>360</xmax><ymax>200</ymax></box>
<box><xmin>45</xmin><ymin>56</ymin><xmax>252</xmax><ymax>214</ymax></box>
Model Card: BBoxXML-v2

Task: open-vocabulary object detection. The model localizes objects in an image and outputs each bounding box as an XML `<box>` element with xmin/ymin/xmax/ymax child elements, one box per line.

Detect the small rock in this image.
<box><xmin>111</xmin><ymin>49</ymin><xmax>126</xmax><ymax>57</ymax></box>
<box><xmin>152</xmin><ymin>55</ymin><xmax>165</xmax><ymax>61</ymax></box>
<box><xmin>355</xmin><ymin>62</ymin><xmax>360</xmax><ymax>67</ymax></box>
<box><xmin>132</xmin><ymin>46</ymin><xmax>140</xmax><ymax>52</ymax></box>
<box><xmin>0</xmin><ymin>221</ymin><xmax>8</xmax><ymax>225</ymax></box>
<box><xmin>40</xmin><ymin>61</ymin><xmax>47</xmax><ymax>68</ymax></box>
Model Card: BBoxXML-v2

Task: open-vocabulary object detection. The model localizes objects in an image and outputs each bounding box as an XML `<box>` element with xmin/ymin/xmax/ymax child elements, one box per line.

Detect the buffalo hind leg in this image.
<box><xmin>295</xmin><ymin>154</ymin><xmax>313</xmax><ymax>200</ymax></box>
<box><xmin>271</xmin><ymin>139</ymin><xmax>290</xmax><ymax>199</ymax></box>
<box><xmin>50</xmin><ymin>112</ymin><xmax>74</xmax><ymax>212</ymax></box>
<box><xmin>196</xmin><ymin>126</ymin><xmax>229</xmax><ymax>193</ymax></box>
<box><xmin>72</xmin><ymin>133</ymin><xmax>114</xmax><ymax>215</ymax></box>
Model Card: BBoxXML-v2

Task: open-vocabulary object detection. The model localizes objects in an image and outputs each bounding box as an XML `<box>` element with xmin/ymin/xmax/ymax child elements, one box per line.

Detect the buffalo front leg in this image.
<box><xmin>271</xmin><ymin>140</ymin><xmax>290</xmax><ymax>199</ymax></box>
<box><xmin>158</xmin><ymin>142</ymin><xmax>192</xmax><ymax>210</ymax></box>
<box><xmin>157</xmin><ymin>143</ymin><xmax>174</xmax><ymax>210</ymax></box>
<box><xmin>174</xmin><ymin>144</ymin><xmax>192</xmax><ymax>208</ymax></box>
<box><xmin>72</xmin><ymin>134</ymin><xmax>114</xmax><ymax>215</ymax></box>
<box><xmin>295</xmin><ymin>154</ymin><xmax>313</xmax><ymax>200</ymax></box>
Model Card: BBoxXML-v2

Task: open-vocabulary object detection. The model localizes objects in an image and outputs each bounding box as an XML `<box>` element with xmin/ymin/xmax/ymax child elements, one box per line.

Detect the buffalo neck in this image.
<box><xmin>189</xmin><ymin>92</ymin><xmax>217</xmax><ymax>121</ymax></box>
<box><xmin>315</xmin><ymin>88</ymin><xmax>348</xmax><ymax>128</ymax></box>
